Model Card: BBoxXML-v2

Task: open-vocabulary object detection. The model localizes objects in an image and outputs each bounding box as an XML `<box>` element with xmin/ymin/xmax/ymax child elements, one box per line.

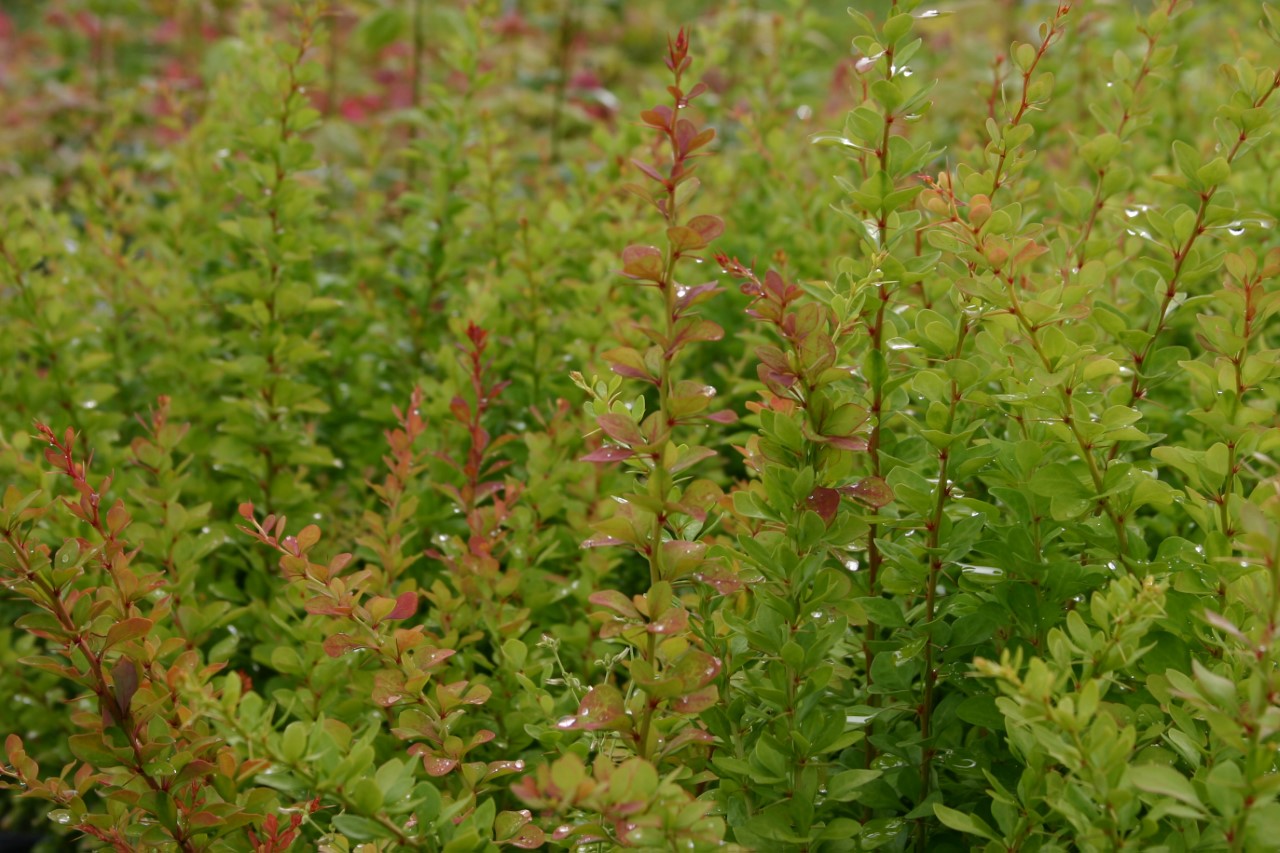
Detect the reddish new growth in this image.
<box><xmin>428</xmin><ymin>321</ymin><xmax>524</xmax><ymax>590</ymax></box>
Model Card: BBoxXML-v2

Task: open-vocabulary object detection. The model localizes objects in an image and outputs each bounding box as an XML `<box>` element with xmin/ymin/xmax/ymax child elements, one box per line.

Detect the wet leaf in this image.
<box><xmin>556</xmin><ymin>684</ymin><xmax>631</xmax><ymax>732</ymax></box>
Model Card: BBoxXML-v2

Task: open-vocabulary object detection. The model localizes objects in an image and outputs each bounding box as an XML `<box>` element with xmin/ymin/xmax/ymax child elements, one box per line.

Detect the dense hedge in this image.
<box><xmin>3</xmin><ymin>1</ymin><xmax>1280</xmax><ymax>850</ymax></box>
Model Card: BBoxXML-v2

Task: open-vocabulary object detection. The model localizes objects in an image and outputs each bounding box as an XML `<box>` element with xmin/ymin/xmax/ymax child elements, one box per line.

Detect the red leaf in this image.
<box><xmin>660</xmin><ymin>728</ymin><xmax>716</xmax><ymax>758</ymax></box>
<box><xmin>670</xmin><ymin>649</ymin><xmax>722</xmax><ymax>692</ymax></box>
<box><xmin>419</xmin><ymin>752</ymin><xmax>458</xmax><ymax>777</ymax></box>
<box><xmin>295</xmin><ymin>524</ymin><xmax>321</xmax><ymax>552</ymax></box>
<box><xmin>449</xmin><ymin>395</ymin><xmax>471</xmax><ymax>424</ymax></box>
<box><xmin>673</xmin><ymin>684</ymin><xmax>719</xmax><ymax>713</ymax></box>
<box><xmin>589</xmin><ymin>590</ymin><xmax>641</xmax><ymax>619</ymax></box>
<box><xmin>104</xmin><ymin>617</ymin><xmax>152</xmax><ymax>650</ymax></box>
<box><xmin>418</xmin><ymin>647</ymin><xmax>456</xmax><ymax>669</ymax></box>
<box><xmin>839</xmin><ymin>476</ymin><xmax>894</xmax><ymax>508</ymax></box>
<box><xmin>639</xmin><ymin>105</ymin><xmax>672</xmax><ymax>129</ymax></box>
<box><xmin>596</xmin><ymin>414</ymin><xmax>645</xmax><ymax>446</ymax></box>
<box><xmin>112</xmin><ymin>658</ymin><xmax>139</xmax><ymax>718</ymax></box>
<box><xmin>556</xmin><ymin>684</ymin><xmax>630</xmax><ymax>732</ymax></box>
<box><xmin>630</xmin><ymin>158</ymin><xmax>668</xmax><ymax>185</ymax></box>
<box><xmin>604</xmin><ymin>346</ymin><xmax>658</xmax><ymax>384</ymax></box>
<box><xmin>827</xmin><ymin>435</ymin><xmax>870</xmax><ymax>451</ymax></box>
<box><xmin>372</xmin><ymin>671</ymin><xmax>406</xmax><ymax>707</ymax></box>
<box><xmin>486</xmin><ymin>761</ymin><xmax>527</xmax><ymax>780</ymax></box>
<box><xmin>646</xmin><ymin>606</ymin><xmax>689</xmax><ymax>635</ymax></box>
<box><xmin>673</xmin><ymin>319</ymin><xmax>724</xmax><ymax>347</ymax></box>
<box><xmin>668</xmin><ymin>223</ymin><xmax>717</xmax><ymax>253</ymax></box>
<box><xmin>669</xmin><ymin>446</ymin><xmax>716</xmax><ymax>474</ymax></box>
<box><xmin>581</xmin><ymin>446</ymin><xmax>635</xmax><ymax>463</ymax></box>
<box><xmin>581</xmin><ymin>533</ymin><xmax>627</xmax><ymax>549</ymax></box>
<box><xmin>686</xmin><ymin>126</ymin><xmax>716</xmax><ymax>153</ymax></box>
<box><xmin>387</xmin><ymin>591</ymin><xmax>418</xmax><ymax>620</ymax></box>
<box><xmin>508</xmin><ymin>825</ymin><xmax>546</xmax><ymax>849</ymax></box>
<box><xmin>322</xmin><ymin>633</ymin><xmax>369</xmax><ymax>658</ymax></box>
<box><xmin>674</xmin><ymin>281</ymin><xmax>720</xmax><ymax>311</ymax></box>
<box><xmin>620</xmin><ymin>244</ymin><xmax>665</xmax><ymax>282</ymax></box>
<box><xmin>693</xmin><ymin>565</ymin><xmax>745</xmax><ymax>596</ymax></box>
<box><xmin>686</xmin><ymin>214</ymin><xmax>725</xmax><ymax>245</ymax></box>
<box><xmin>805</xmin><ymin>487</ymin><xmax>840</xmax><ymax>525</ymax></box>
<box><xmin>704</xmin><ymin>409</ymin><xmax>738</xmax><ymax>424</ymax></box>
<box><xmin>610</xmin><ymin>362</ymin><xmax>658</xmax><ymax>384</ymax></box>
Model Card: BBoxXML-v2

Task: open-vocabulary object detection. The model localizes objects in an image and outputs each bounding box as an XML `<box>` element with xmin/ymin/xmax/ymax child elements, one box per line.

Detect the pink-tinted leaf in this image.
<box><xmin>632</xmin><ymin>667</ymin><xmax>686</xmax><ymax>700</ymax></box>
<box><xmin>805</xmin><ymin>487</ymin><xmax>840</xmax><ymax>525</ymax></box>
<box><xmin>674</xmin><ymin>119</ymin><xmax>705</xmax><ymax>156</ymax></box>
<box><xmin>667</xmin><ymin>225</ymin><xmax>704</xmax><ymax>253</ymax></box>
<box><xmin>415</xmin><ymin>749</ymin><xmax>458</xmax><ymax>777</ymax></box>
<box><xmin>486</xmin><ymin>761</ymin><xmax>528</xmax><ymax>781</ymax></box>
<box><xmin>670</xmin><ymin>649</ymin><xmax>722</xmax><ymax>692</ymax></box>
<box><xmin>661</xmin><ymin>540</ymin><xmax>708</xmax><ymax>579</ymax></box>
<box><xmin>589</xmin><ymin>590</ymin><xmax>641</xmax><ymax>620</ymax></box>
<box><xmin>640</xmin><ymin>105</ymin><xmax>672</xmax><ymax>130</ymax></box>
<box><xmin>387</xmin><ymin>590</ymin><xmax>418</xmax><ymax>621</ymax></box>
<box><xmin>556</xmin><ymin>684</ymin><xmax>630</xmax><ymax>732</ymax></box>
<box><xmin>630</xmin><ymin>158</ymin><xmax>668</xmax><ymax>185</ymax></box>
<box><xmin>418</xmin><ymin>647</ymin><xmax>456</xmax><ymax>669</ymax></box>
<box><xmin>670</xmin><ymin>445</ymin><xmax>717</xmax><ymax>473</ymax></box>
<box><xmin>112</xmin><ymin>658</ymin><xmax>138</xmax><ymax>718</ymax></box>
<box><xmin>581</xmin><ymin>446</ymin><xmax>635</xmax><ymax>463</ymax></box>
<box><xmin>596</xmin><ymin>414</ymin><xmax>645</xmax><ymax>446</ymax></box>
<box><xmin>1204</xmin><ymin>610</ymin><xmax>1249</xmax><ymax>644</ymax></box>
<box><xmin>827</xmin><ymin>435</ymin><xmax>870</xmax><ymax>451</ymax></box>
<box><xmin>704</xmin><ymin>409</ymin><xmax>738</xmax><ymax>424</ymax></box>
<box><xmin>553</xmin><ymin>824</ymin><xmax>610</xmax><ymax>843</ymax></box>
<box><xmin>686</xmin><ymin>126</ymin><xmax>716</xmax><ymax>153</ymax></box>
<box><xmin>660</xmin><ymin>728</ymin><xmax>716</xmax><ymax>758</ymax></box>
<box><xmin>673</xmin><ymin>684</ymin><xmax>719</xmax><ymax>713</ymax></box>
<box><xmin>581</xmin><ymin>533</ymin><xmax>627</xmax><ymax>549</ymax></box>
<box><xmin>507</xmin><ymin>824</ymin><xmax>546</xmax><ymax>849</ymax></box>
<box><xmin>693</xmin><ymin>565</ymin><xmax>745</xmax><ymax>596</ymax></box>
<box><xmin>686</xmin><ymin>214</ymin><xmax>725</xmax><ymax>244</ymax></box>
<box><xmin>674</xmin><ymin>281</ymin><xmax>720</xmax><ymax>312</ymax></box>
<box><xmin>603</xmin><ymin>346</ymin><xmax>658</xmax><ymax>384</ymax></box>
<box><xmin>496</xmin><ymin>810</ymin><xmax>541</xmax><ymax>847</ymax></box>
<box><xmin>104</xmin><ymin>617</ymin><xmax>152</xmax><ymax>650</ymax></box>
<box><xmin>620</xmin><ymin>245</ymin><xmax>665</xmax><ymax>282</ymax></box>
<box><xmin>647</xmin><ymin>606</ymin><xmax>689</xmax><ymax>635</ymax></box>
<box><xmin>611</xmin><ymin>363</ymin><xmax>658</xmax><ymax>384</ymax></box>
<box><xmin>673</xmin><ymin>319</ymin><xmax>724</xmax><ymax>347</ymax></box>
<box><xmin>840</xmin><ymin>476</ymin><xmax>895</xmax><ymax>508</ymax></box>
<box><xmin>322</xmin><ymin>633</ymin><xmax>369</xmax><ymax>658</ymax></box>
<box><xmin>621</xmin><ymin>182</ymin><xmax>657</xmax><ymax>207</ymax></box>
<box><xmin>372</xmin><ymin>671</ymin><xmax>406</xmax><ymax>707</ymax></box>
<box><xmin>662</xmin><ymin>539</ymin><xmax>707</xmax><ymax>561</ymax></box>
<box><xmin>295</xmin><ymin>524</ymin><xmax>321</xmax><ymax>552</ymax></box>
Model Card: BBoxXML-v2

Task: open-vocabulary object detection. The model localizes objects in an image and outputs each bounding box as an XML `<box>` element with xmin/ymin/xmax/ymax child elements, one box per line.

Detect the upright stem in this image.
<box><xmin>915</xmin><ymin>319</ymin><xmax>969</xmax><ymax>852</ymax></box>
<box><xmin>862</xmin><ymin>36</ymin><xmax>896</xmax><ymax>774</ymax></box>
<box><xmin>1119</xmin><ymin>69</ymin><xmax>1279</xmax><ymax>413</ymax></box>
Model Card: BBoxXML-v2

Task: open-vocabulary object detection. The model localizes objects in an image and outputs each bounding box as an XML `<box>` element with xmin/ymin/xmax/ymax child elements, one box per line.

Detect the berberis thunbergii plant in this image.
<box><xmin>3</xmin><ymin>0</ymin><xmax>1280</xmax><ymax>850</ymax></box>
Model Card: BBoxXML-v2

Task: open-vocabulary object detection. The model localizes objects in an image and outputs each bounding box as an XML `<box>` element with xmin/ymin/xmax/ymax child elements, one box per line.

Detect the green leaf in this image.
<box><xmin>333</xmin><ymin>814</ymin><xmax>395</xmax><ymax>841</ymax></box>
<box><xmin>934</xmin><ymin>804</ymin><xmax>998</xmax><ymax>840</ymax></box>
<box><xmin>826</xmin><ymin>768</ymin><xmax>881</xmax><ymax>801</ymax></box>
<box><xmin>1129</xmin><ymin>764</ymin><xmax>1203</xmax><ymax>809</ymax></box>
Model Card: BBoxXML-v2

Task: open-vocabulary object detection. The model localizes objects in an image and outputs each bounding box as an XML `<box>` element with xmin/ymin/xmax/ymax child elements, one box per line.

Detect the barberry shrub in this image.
<box><xmin>3</xmin><ymin>0</ymin><xmax>1280</xmax><ymax>851</ymax></box>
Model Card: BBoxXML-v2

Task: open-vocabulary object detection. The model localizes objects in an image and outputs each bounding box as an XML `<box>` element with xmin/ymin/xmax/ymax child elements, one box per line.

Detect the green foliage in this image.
<box><xmin>3</xmin><ymin>0</ymin><xmax>1280</xmax><ymax>850</ymax></box>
